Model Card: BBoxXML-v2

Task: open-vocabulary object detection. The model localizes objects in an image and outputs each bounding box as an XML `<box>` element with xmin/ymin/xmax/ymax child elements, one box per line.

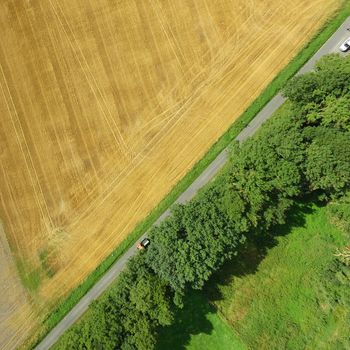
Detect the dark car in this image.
<box><xmin>137</xmin><ymin>238</ymin><xmax>150</xmax><ymax>250</ymax></box>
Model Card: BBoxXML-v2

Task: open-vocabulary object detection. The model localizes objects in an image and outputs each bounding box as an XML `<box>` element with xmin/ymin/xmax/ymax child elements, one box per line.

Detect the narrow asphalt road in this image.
<box><xmin>35</xmin><ymin>16</ymin><xmax>350</xmax><ymax>350</ymax></box>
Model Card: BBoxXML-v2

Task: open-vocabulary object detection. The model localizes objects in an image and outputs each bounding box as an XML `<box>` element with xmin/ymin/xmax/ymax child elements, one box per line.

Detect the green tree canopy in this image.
<box><xmin>147</xmin><ymin>186</ymin><xmax>246</xmax><ymax>294</ymax></box>
<box><xmin>320</xmin><ymin>95</ymin><xmax>350</xmax><ymax>131</ymax></box>
<box><xmin>226</xmin><ymin>111</ymin><xmax>306</xmax><ymax>231</ymax></box>
<box><xmin>283</xmin><ymin>54</ymin><xmax>350</xmax><ymax>122</ymax></box>
<box><xmin>304</xmin><ymin>127</ymin><xmax>350</xmax><ymax>196</ymax></box>
<box><xmin>59</xmin><ymin>255</ymin><xmax>173</xmax><ymax>350</ymax></box>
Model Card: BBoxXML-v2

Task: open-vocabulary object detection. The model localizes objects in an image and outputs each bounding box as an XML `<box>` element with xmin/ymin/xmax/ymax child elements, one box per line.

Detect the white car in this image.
<box><xmin>339</xmin><ymin>37</ymin><xmax>350</xmax><ymax>52</ymax></box>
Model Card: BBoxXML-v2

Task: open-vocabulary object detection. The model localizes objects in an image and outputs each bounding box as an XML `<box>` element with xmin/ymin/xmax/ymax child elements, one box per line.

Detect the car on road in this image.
<box><xmin>339</xmin><ymin>37</ymin><xmax>350</xmax><ymax>52</ymax></box>
<box><xmin>137</xmin><ymin>238</ymin><xmax>150</xmax><ymax>250</ymax></box>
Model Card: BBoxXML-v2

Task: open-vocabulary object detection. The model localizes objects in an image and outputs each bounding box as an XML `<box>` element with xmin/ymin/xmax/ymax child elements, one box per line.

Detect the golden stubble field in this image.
<box><xmin>0</xmin><ymin>0</ymin><xmax>341</xmax><ymax>347</ymax></box>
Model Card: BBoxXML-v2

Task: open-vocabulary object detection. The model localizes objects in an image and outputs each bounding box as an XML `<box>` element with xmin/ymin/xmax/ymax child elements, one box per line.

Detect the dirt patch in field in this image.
<box><xmin>0</xmin><ymin>0</ymin><xmax>340</xmax><ymax>346</ymax></box>
<box><xmin>0</xmin><ymin>222</ymin><xmax>36</xmax><ymax>350</ymax></box>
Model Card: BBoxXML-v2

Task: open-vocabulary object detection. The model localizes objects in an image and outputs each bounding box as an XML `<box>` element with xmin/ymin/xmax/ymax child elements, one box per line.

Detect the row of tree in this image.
<box><xmin>56</xmin><ymin>54</ymin><xmax>350</xmax><ymax>349</ymax></box>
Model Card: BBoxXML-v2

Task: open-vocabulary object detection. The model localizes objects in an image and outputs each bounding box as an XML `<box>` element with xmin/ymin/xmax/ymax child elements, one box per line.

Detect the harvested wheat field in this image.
<box><xmin>0</xmin><ymin>0</ymin><xmax>341</xmax><ymax>347</ymax></box>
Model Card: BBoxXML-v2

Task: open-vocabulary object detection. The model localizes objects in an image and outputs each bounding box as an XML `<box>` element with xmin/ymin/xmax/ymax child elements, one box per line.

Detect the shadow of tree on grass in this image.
<box><xmin>156</xmin><ymin>290</ymin><xmax>214</xmax><ymax>350</ymax></box>
<box><xmin>156</xmin><ymin>199</ymin><xmax>319</xmax><ymax>349</ymax></box>
<box><xmin>206</xmin><ymin>199</ymin><xmax>317</xmax><ymax>302</ymax></box>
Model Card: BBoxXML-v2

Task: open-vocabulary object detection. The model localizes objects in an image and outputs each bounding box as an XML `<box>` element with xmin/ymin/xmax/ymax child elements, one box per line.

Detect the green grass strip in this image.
<box><xmin>209</xmin><ymin>204</ymin><xmax>348</xmax><ymax>349</ymax></box>
<box><xmin>30</xmin><ymin>2</ymin><xmax>350</xmax><ymax>348</ymax></box>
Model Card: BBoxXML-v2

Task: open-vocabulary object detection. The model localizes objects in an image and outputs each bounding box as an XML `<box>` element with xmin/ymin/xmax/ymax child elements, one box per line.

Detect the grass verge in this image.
<box><xmin>208</xmin><ymin>203</ymin><xmax>349</xmax><ymax>349</ymax></box>
<box><xmin>30</xmin><ymin>2</ymin><xmax>350</xmax><ymax>348</ymax></box>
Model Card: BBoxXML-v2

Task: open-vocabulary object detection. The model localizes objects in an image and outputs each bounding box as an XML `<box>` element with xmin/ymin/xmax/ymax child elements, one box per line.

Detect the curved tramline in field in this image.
<box><xmin>0</xmin><ymin>0</ymin><xmax>341</xmax><ymax>348</ymax></box>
